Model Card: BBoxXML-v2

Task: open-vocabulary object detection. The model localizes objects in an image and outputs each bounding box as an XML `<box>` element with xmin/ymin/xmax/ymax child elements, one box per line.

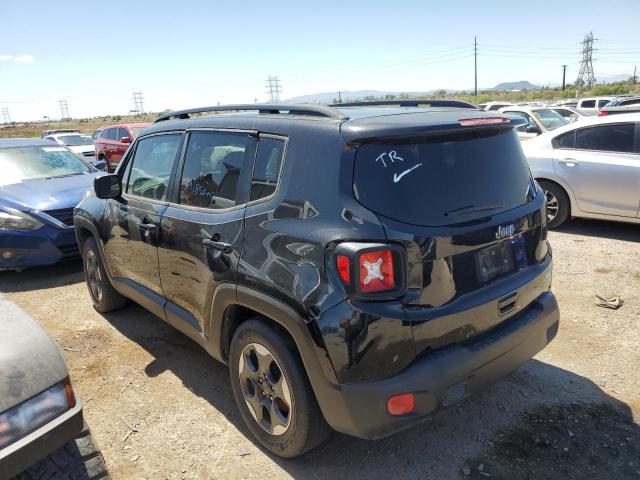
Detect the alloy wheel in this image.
<box><xmin>85</xmin><ymin>250</ymin><xmax>103</xmax><ymax>302</ymax></box>
<box><xmin>544</xmin><ymin>189</ymin><xmax>559</xmax><ymax>223</ymax></box>
<box><xmin>238</xmin><ymin>342</ymin><xmax>292</xmax><ymax>436</ymax></box>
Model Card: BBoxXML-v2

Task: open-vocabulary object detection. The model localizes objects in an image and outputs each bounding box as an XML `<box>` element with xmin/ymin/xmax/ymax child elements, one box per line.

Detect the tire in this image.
<box><xmin>17</xmin><ymin>423</ymin><xmax>109</xmax><ymax>480</ymax></box>
<box><xmin>229</xmin><ymin>318</ymin><xmax>330</xmax><ymax>458</ymax></box>
<box><xmin>82</xmin><ymin>237</ymin><xmax>128</xmax><ymax>313</ymax></box>
<box><xmin>538</xmin><ymin>180</ymin><xmax>570</xmax><ymax>229</ymax></box>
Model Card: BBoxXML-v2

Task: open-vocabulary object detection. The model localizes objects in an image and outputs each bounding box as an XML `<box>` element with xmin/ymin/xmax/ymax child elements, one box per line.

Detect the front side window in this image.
<box><xmin>178</xmin><ymin>131</ymin><xmax>248</xmax><ymax>209</ymax></box>
<box><xmin>575</xmin><ymin>124</ymin><xmax>635</xmax><ymax>153</ymax></box>
<box><xmin>126</xmin><ymin>134</ymin><xmax>182</xmax><ymax>200</ymax></box>
<box><xmin>0</xmin><ymin>146</ymin><xmax>91</xmax><ymax>187</ymax></box>
<box><xmin>250</xmin><ymin>137</ymin><xmax>285</xmax><ymax>201</ymax></box>
<box><xmin>597</xmin><ymin>99</ymin><xmax>611</xmax><ymax>108</ymax></box>
<box><xmin>620</xmin><ymin>98</ymin><xmax>640</xmax><ymax>106</ymax></box>
<box><xmin>531</xmin><ymin>109</ymin><xmax>569</xmax><ymax>131</ymax></box>
<box><xmin>117</xmin><ymin>128</ymin><xmax>130</xmax><ymax>141</ymax></box>
<box><xmin>506</xmin><ymin>112</ymin><xmax>539</xmax><ymax>133</ymax></box>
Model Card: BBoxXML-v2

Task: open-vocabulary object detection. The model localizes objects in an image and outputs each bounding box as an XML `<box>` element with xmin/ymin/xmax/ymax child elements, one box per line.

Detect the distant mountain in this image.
<box><xmin>491</xmin><ymin>81</ymin><xmax>541</xmax><ymax>91</ymax></box>
<box><xmin>286</xmin><ymin>90</ymin><xmax>435</xmax><ymax>104</ymax></box>
<box><xmin>596</xmin><ymin>73</ymin><xmax>632</xmax><ymax>84</ymax></box>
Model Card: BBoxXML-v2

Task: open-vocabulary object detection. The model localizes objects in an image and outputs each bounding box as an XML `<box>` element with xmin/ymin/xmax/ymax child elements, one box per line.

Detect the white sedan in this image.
<box><xmin>522</xmin><ymin>113</ymin><xmax>640</xmax><ymax>228</ymax></box>
<box><xmin>43</xmin><ymin>133</ymin><xmax>96</xmax><ymax>159</ymax></box>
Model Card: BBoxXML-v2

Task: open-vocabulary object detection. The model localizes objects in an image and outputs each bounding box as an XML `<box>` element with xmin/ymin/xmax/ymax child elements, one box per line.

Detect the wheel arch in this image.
<box><xmin>535</xmin><ymin>175</ymin><xmax>578</xmax><ymax>217</ymax></box>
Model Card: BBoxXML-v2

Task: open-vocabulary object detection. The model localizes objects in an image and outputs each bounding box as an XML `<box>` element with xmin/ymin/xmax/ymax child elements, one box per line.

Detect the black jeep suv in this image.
<box><xmin>74</xmin><ymin>101</ymin><xmax>559</xmax><ymax>457</ymax></box>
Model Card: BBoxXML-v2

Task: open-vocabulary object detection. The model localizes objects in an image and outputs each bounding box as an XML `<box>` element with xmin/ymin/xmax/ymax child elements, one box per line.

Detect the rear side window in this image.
<box><xmin>580</xmin><ymin>100</ymin><xmax>596</xmax><ymax>108</ymax></box>
<box><xmin>597</xmin><ymin>100</ymin><xmax>611</xmax><ymax>108</ymax></box>
<box><xmin>620</xmin><ymin>98</ymin><xmax>640</xmax><ymax>106</ymax></box>
<box><xmin>105</xmin><ymin>128</ymin><xmax>117</xmax><ymax>140</ymax></box>
<box><xmin>250</xmin><ymin>136</ymin><xmax>285</xmax><ymax>201</ymax></box>
<box><xmin>353</xmin><ymin>129</ymin><xmax>532</xmax><ymax>227</ymax></box>
<box><xmin>126</xmin><ymin>134</ymin><xmax>182</xmax><ymax>200</ymax></box>
<box><xmin>575</xmin><ymin>124</ymin><xmax>635</xmax><ymax>153</ymax></box>
<box><xmin>178</xmin><ymin>131</ymin><xmax>248</xmax><ymax>209</ymax></box>
<box><xmin>552</xmin><ymin>131</ymin><xmax>575</xmax><ymax>149</ymax></box>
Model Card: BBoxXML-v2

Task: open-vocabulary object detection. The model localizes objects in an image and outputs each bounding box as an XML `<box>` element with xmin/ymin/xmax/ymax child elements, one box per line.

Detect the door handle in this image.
<box><xmin>138</xmin><ymin>222</ymin><xmax>156</xmax><ymax>238</ymax></box>
<box><xmin>558</xmin><ymin>158</ymin><xmax>578</xmax><ymax>167</ymax></box>
<box><xmin>202</xmin><ymin>238</ymin><xmax>233</xmax><ymax>254</ymax></box>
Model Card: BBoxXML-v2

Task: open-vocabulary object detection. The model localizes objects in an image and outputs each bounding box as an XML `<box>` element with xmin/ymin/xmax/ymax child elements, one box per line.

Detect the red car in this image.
<box><xmin>94</xmin><ymin>123</ymin><xmax>150</xmax><ymax>171</ymax></box>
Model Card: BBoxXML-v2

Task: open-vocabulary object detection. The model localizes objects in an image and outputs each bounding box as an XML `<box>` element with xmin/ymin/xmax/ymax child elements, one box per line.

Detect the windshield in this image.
<box><xmin>353</xmin><ymin>128</ymin><xmax>533</xmax><ymax>227</ymax></box>
<box><xmin>0</xmin><ymin>146</ymin><xmax>91</xmax><ymax>186</ymax></box>
<box><xmin>59</xmin><ymin>134</ymin><xmax>94</xmax><ymax>146</ymax></box>
<box><xmin>532</xmin><ymin>109</ymin><xmax>569</xmax><ymax>130</ymax></box>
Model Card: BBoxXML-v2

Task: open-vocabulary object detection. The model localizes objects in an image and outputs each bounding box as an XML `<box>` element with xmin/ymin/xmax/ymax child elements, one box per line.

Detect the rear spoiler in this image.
<box><xmin>341</xmin><ymin>115</ymin><xmax>527</xmax><ymax>144</ymax></box>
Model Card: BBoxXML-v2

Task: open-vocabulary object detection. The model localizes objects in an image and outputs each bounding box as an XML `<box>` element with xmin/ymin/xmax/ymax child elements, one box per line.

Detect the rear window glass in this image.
<box><xmin>353</xmin><ymin>129</ymin><xmax>532</xmax><ymax>227</ymax></box>
<box><xmin>575</xmin><ymin>123</ymin><xmax>635</xmax><ymax>153</ymax></box>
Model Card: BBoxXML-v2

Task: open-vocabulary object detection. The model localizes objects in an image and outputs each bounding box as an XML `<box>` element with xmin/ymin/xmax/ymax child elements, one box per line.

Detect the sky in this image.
<box><xmin>1</xmin><ymin>0</ymin><xmax>639</xmax><ymax>121</ymax></box>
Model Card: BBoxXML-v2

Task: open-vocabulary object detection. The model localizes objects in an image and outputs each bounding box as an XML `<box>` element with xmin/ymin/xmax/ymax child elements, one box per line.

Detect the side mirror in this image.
<box><xmin>525</xmin><ymin>125</ymin><xmax>542</xmax><ymax>135</ymax></box>
<box><xmin>94</xmin><ymin>174</ymin><xmax>122</xmax><ymax>199</ymax></box>
<box><xmin>569</xmin><ymin>114</ymin><xmax>579</xmax><ymax>123</ymax></box>
<box><xmin>120</xmin><ymin>136</ymin><xmax>131</xmax><ymax>144</ymax></box>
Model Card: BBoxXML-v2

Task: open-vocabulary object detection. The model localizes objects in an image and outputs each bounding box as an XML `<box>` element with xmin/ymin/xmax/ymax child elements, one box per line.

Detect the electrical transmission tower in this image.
<box><xmin>132</xmin><ymin>91</ymin><xmax>145</xmax><ymax>114</ymax></box>
<box><xmin>265</xmin><ymin>76</ymin><xmax>282</xmax><ymax>103</ymax></box>
<box><xmin>1</xmin><ymin>107</ymin><xmax>11</xmax><ymax>123</ymax></box>
<box><xmin>59</xmin><ymin>99</ymin><xmax>70</xmax><ymax>120</ymax></box>
<box><xmin>576</xmin><ymin>32</ymin><xmax>596</xmax><ymax>89</ymax></box>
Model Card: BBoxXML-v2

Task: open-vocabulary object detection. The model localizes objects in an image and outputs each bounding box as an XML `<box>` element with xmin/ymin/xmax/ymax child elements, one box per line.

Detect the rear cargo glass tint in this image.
<box><xmin>353</xmin><ymin>129</ymin><xmax>532</xmax><ymax>226</ymax></box>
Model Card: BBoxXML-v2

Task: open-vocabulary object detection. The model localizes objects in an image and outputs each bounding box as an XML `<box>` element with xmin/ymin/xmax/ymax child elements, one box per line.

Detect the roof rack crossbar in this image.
<box><xmin>154</xmin><ymin>104</ymin><xmax>346</xmax><ymax>123</ymax></box>
<box><xmin>328</xmin><ymin>100</ymin><xmax>478</xmax><ymax>109</ymax></box>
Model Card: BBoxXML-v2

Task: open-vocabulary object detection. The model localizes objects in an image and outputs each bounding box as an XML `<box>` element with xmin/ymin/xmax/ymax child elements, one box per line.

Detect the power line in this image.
<box><xmin>1</xmin><ymin>107</ymin><xmax>11</xmax><ymax>123</ymax></box>
<box><xmin>474</xmin><ymin>36</ymin><xmax>478</xmax><ymax>96</ymax></box>
<box><xmin>265</xmin><ymin>76</ymin><xmax>282</xmax><ymax>103</ymax></box>
<box><xmin>59</xmin><ymin>99</ymin><xmax>70</xmax><ymax>120</ymax></box>
<box><xmin>132</xmin><ymin>91</ymin><xmax>145</xmax><ymax>114</ymax></box>
<box><xmin>576</xmin><ymin>32</ymin><xmax>596</xmax><ymax>89</ymax></box>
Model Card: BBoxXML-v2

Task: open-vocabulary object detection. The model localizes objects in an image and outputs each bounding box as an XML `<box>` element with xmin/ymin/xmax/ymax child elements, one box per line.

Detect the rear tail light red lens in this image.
<box><xmin>458</xmin><ymin>117</ymin><xmax>509</xmax><ymax>126</ymax></box>
<box><xmin>336</xmin><ymin>254</ymin><xmax>350</xmax><ymax>284</ymax></box>
<box><xmin>387</xmin><ymin>393</ymin><xmax>415</xmax><ymax>416</ymax></box>
<box><xmin>598</xmin><ymin>110</ymin><xmax>608</xmax><ymax>116</ymax></box>
<box><xmin>359</xmin><ymin>249</ymin><xmax>395</xmax><ymax>293</ymax></box>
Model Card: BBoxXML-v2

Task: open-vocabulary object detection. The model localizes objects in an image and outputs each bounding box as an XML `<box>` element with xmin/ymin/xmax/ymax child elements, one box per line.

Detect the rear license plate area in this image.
<box><xmin>475</xmin><ymin>236</ymin><xmax>525</xmax><ymax>283</ymax></box>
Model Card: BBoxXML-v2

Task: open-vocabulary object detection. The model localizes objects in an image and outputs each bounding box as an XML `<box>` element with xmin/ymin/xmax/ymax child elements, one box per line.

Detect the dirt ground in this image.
<box><xmin>1</xmin><ymin>218</ymin><xmax>639</xmax><ymax>480</ymax></box>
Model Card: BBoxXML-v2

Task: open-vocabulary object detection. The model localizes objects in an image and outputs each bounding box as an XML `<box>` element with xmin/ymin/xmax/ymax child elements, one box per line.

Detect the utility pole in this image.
<box><xmin>59</xmin><ymin>99</ymin><xmax>70</xmax><ymax>120</ymax></box>
<box><xmin>132</xmin><ymin>91</ymin><xmax>145</xmax><ymax>115</ymax></box>
<box><xmin>562</xmin><ymin>65</ymin><xmax>567</xmax><ymax>91</ymax></box>
<box><xmin>474</xmin><ymin>36</ymin><xmax>478</xmax><ymax>96</ymax></box>
<box><xmin>633</xmin><ymin>65</ymin><xmax>637</xmax><ymax>85</ymax></box>
<box><xmin>1</xmin><ymin>107</ymin><xmax>11</xmax><ymax>123</ymax></box>
<box><xmin>576</xmin><ymin>32</ymin><xmax>596</xmax><ymax>90</ymax></box>
<box><xmin>265</xmin><ymin>76</ymin><xmax>282</xmax><ymax>103</ymax></box>
<box><xmin>337</xmin><ymin>91</ymin><xmax>342</xmax><ymax>103</ymax></box>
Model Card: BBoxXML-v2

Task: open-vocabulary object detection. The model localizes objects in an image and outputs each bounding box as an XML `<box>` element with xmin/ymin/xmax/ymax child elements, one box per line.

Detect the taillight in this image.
<box><xmin>387</xmin><ymin>393</ymin><xmax>415</xmax><ymax>416</ymax></box>
<box><xmin>332</xmin><ymin>243</ymin><xmax>406</xmax><ymax>299</ymax></box>
<box><xmin>359</xmin><ymin>249</ymin><xmax>395</xmax><ymax>293</ymax></box>
<box><xmin>598</xmin><ymin>110</ymin><xmax>608</xmax><ymax>116</ymax></box>
<box><xmin>458</xmin><ymin>117</ymin><xmax>509</xmax><ymax>126</ymax></box>
<box><xmin>336</xmin><ymin>255</ymin><xmax>350</xmax><ymax>283</ymax></box>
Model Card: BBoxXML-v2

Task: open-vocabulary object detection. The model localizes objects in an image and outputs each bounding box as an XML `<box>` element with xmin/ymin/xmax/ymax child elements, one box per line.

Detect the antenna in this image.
<box><xmin>265</xmin><ymin>76</ymin><xmax>282</xmax><ymax>103</ymax></box>
<box><xmin>576</xmin><ymin>32</ymin><xmax>596</xmax><ymax>90</ymax></box>
<box><xmin>59</xmin><ymin>99</ymin><xmax>70</xmax><ymax>120</ymax></box>
<box><xmin>132</xmin><ymin>91</ymin><xmax>145</xmax><ymax>114</ymax></box>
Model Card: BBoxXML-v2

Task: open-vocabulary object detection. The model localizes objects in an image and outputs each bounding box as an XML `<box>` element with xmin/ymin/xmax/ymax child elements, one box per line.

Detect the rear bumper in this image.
<box><xmin>0</xmin><ymin>226</ymin><xmax>79</xmax><ymax>270</ymax></box>
<box><xmin>318</xmin><ymin>291</ymin><xmax>559</xmax><ymax>439</ymax></box>
<box><xmin>0</xmin><ymin>401</ymin><xmax>83</xmax><ymax>479</ymax></box>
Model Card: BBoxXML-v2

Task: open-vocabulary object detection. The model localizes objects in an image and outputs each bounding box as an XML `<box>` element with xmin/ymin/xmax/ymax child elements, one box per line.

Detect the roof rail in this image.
<box><xmin>329</xmin><ymin>100</ymin><xmax>478</xmax><ymax>109</ymax></box>
<box><xmin>153</xmin><ymin>103</ymin><xmax>346</xmax><ymax>123</ymax></box>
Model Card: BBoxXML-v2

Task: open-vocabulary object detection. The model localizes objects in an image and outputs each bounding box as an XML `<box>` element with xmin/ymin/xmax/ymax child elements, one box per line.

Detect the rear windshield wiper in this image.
<box><xmin>444</xmin><ymin>202</ymin><xmax>505</xmax><ymax>216</ymax></box>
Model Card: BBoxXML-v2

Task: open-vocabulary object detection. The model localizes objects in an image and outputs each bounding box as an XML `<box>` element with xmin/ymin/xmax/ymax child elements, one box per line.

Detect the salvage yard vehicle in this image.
<box><xmin>94</xmin><ymin>122</ymin><xmax>150</xmax><ymax>171</ymax></box>
<box><xmin>575</xmin><ymin>96</ymin><xmax>617</xmax><ymax>116</ymax></box>
<box><xmin>598</xmin><ymin>96</ymin><xmax>640</xmax><ymax>116</ymax></box>
<box><xmin>0</xmin><ymin>295</ymin><xmax>84</xmax><ymax>479</ymax></box>
<box><xmin>523</xmin><ymin>113</ymin><xmax>640</xmax><ymax>228</ymax></box>
<box><xmin>498</xmin><ymin>106</ymin><xmax>569</xmax><ymax>140</ymax></box>
<box><xmin>74</xmin><ymin>101</ymin><xmax>559</xmax><ymax>458</ymax></box>
<box><xmin>42</xmin><ymin>133</ymin><xmax>107</xmax><ymax>170</ymax></box>
<box><xmin>0</xmin><ymin>138</ymin><xmax>104</xmax><ymax>271</ymax></box>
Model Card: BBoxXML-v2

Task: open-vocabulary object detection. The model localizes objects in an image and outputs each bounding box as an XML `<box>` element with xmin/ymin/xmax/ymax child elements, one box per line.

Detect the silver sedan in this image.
<box><xmin>522</xmin><ymin>113</ymin><xmax>640</xmax><ymax>228</ymax></box>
